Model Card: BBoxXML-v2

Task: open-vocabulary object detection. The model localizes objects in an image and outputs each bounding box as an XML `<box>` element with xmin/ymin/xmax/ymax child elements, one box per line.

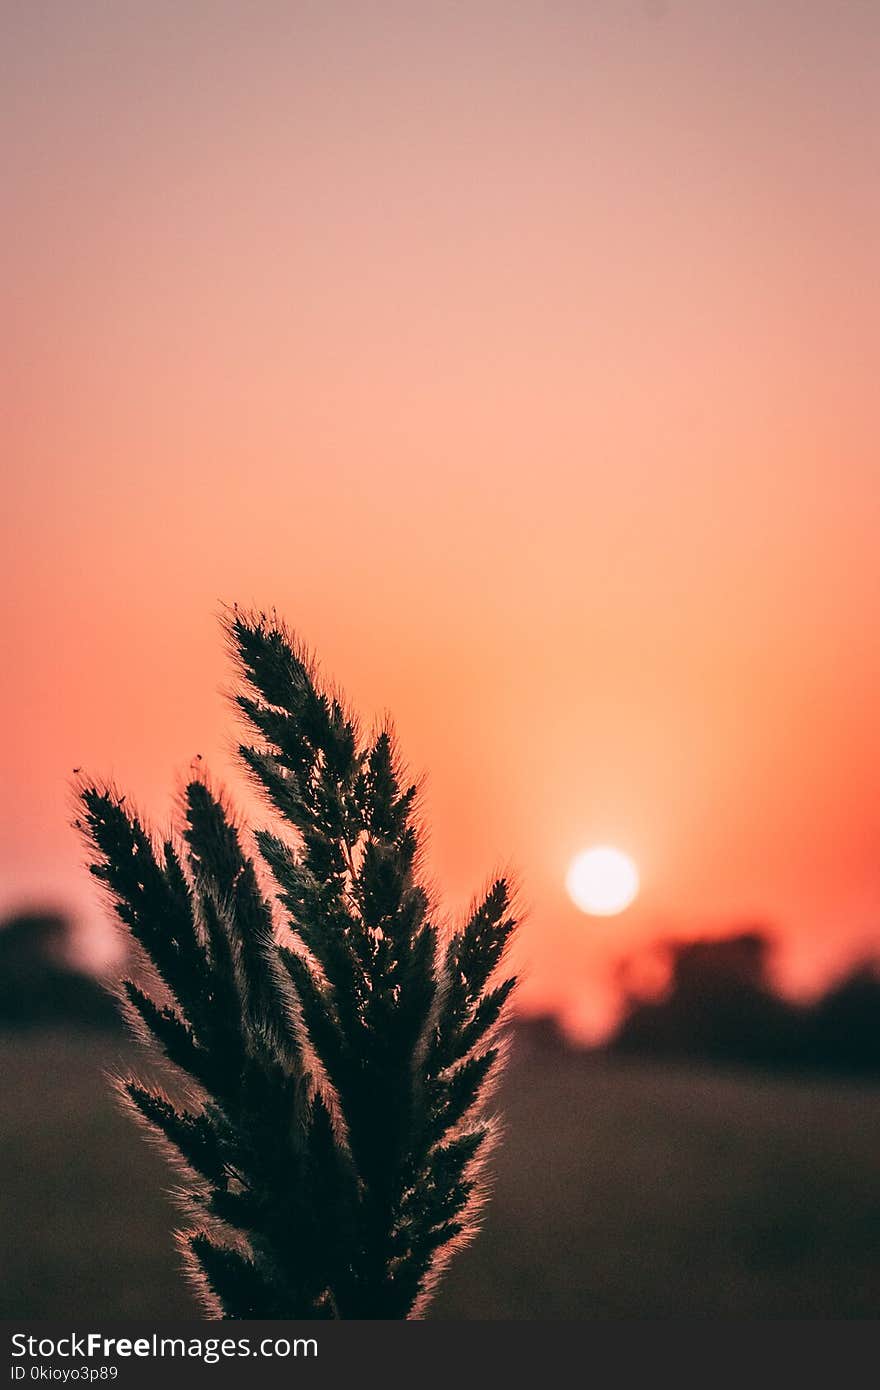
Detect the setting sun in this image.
<box><xmin>566</xmin><ymin>847</ymin><xmax>640</xmax><ymax>917</ymax></box>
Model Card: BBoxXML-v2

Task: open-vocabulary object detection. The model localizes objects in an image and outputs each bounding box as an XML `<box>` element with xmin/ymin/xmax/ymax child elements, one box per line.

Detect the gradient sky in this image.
<box><xmin>4</xmin><ymin>1</ymin><xmax>880</xmax><ymax>1036</ymax></box>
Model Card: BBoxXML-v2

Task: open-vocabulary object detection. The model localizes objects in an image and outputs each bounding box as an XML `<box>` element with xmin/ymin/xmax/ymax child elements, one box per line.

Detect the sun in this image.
<box><xmin>566</xmin><ymin>846</ymin><xmax>640</xmax><ymax>916</ymax></box>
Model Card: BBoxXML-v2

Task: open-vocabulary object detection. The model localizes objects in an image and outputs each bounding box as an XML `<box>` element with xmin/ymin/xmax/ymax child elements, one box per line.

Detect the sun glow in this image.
<box><xmin>566</xmin><ymin>846</ymin><xmax>640</xmax><ymax>917</ymax></box>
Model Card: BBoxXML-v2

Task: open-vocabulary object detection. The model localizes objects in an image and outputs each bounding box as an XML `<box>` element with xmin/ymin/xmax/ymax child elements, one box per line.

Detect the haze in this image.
<box><xmin>3</xmin><ymin>1</ymin><xmax>879</xmax><ymax>1036</ymax></box>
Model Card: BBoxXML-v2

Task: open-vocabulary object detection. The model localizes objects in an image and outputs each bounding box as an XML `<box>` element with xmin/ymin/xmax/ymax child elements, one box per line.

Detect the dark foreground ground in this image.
<box><xmin>1</xmin><ymin>1029</ymin><xmax>878</xmax><ymax>1318</ymax></box>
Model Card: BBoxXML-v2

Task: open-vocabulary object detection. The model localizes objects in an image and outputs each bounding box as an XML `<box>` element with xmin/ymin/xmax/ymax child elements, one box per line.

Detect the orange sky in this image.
<box><xmin>3</xmin><ymin>1</ymin><xmax>880</xmax><ymax>1037</ymax></box>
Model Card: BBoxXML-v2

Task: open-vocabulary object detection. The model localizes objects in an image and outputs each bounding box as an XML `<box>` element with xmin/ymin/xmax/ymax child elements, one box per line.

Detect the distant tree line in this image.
<box><xmin>609</xmin><ymin>932</ymin><xmax>880</xmax><ymax>1077</ymax></box>
<box><xmin>0</xmin><ymin>911</ymin><xmax>121</xmax><ymax>1030</ymax></box>
<box><xmin>3</xmin><ymin>912</ymin><xmax>878</xmax><ymax>1078</ymax></box>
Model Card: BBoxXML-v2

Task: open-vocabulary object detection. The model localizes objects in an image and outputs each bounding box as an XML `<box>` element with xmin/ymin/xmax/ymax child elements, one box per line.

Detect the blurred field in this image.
<box><xmin>1</xmin><ymin>1029</ymin><xmax>878</xmax><ymax>1319</ymax></box>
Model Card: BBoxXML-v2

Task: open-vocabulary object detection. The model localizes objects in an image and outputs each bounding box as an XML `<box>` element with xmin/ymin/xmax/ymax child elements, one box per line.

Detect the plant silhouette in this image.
<box><xmin>77</xmin><ymin>610</ymin><xmax>517</xmax><ymax>1318</ymax></box>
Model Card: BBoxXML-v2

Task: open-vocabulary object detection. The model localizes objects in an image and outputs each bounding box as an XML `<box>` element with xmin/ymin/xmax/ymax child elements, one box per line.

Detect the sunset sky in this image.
<box><xmin>4</xmin><ymin>1</ymin><xmax>880</xmax><ymax>1037</ymax></box>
